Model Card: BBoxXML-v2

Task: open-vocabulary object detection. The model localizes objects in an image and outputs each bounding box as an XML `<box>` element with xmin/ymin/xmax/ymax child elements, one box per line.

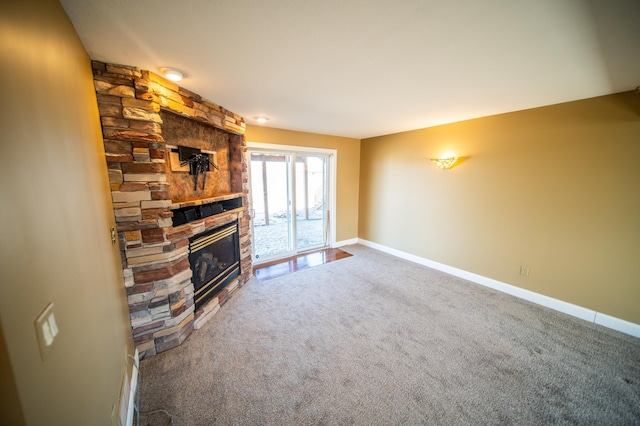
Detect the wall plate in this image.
<box><xmin>34</xmin><ymin>302</ymin><xmax>59</xmax><ymax>361</ymax></box>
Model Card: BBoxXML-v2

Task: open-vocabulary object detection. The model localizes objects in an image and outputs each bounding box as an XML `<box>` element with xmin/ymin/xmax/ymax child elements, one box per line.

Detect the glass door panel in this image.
<box><xmin>249</xmin><ymin>147</ymin><xmax>332</xmax><ymax>264</ymax></box>
<box><xmin>295</xmin><ymin>155</ymin><xmax>327</xmax><ymax>251</ymax></box>
<box><xmin>250</xmin><ymin>152</ymin><xmax>293</xmax><ymax>261</ymax></box>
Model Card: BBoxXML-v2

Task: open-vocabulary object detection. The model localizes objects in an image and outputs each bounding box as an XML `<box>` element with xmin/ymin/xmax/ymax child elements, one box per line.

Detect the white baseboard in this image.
<box><xmin>334</xmin><ymin>238</ymin><xmax>359</xmax><ymax>248</ymax></box>
<box><xmin>126</xmin><ymin>349</ymin><xmax>139</xmax><ymax>426</ymax></box>
<box><xmin>358</xmin><ymin>239</ymin><xmax>640</xmax><ymax>339</ymax></box>
<box><xmin>594</xmin><ymin>313</ymin><xmax>640</xmax><ymax>338</ymax></box>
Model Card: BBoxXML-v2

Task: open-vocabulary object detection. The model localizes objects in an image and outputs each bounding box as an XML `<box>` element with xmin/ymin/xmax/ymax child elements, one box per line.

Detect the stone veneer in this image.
<box><xmin>92</xmin><ymin>61</ymin><xmax>252</xmax><ymax>358</ymax></box>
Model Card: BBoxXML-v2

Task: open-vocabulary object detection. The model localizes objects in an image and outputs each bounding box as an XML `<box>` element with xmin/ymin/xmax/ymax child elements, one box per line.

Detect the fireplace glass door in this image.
<box><xmin>189</xmin><ymin>221</ymin><xmax>240</xmax><ymax>310</ymax></box>
<box><xmin>249</xmin><ymin>149</ymin><xmax>331</xmax><ymax>263</ymax></box>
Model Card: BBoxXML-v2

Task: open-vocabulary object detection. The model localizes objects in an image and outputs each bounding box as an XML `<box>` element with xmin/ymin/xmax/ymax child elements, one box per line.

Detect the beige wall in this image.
<box><xmin>246</xmin><ymin>125</ymin><xmax>361</xmax><ymax>243</ymax></box>
<box><xmin>0</xmin><ymin>0</ymin><xmax>134</xmax><ymax>424</ymax></box>
<box><xmin>0</xmin><ymin>324</ymin><xmax>25</xmax><ymax>425</ymax></box>
<box><xmin>359</xmin><ymin>92</ymin><xmax>640</xmax><ymax>324</ymax></box>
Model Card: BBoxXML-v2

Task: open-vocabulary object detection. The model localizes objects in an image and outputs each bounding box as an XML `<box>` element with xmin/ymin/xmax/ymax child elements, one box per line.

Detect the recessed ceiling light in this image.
<box><xmin>254</xmin><ymin>116</ymin><xmax>269</xmax><ymax>123</ymax></box>
<box><xmin>159</xmin><ymin>67</ymin><xmax>184</xmax><ymax>82</ymax></box>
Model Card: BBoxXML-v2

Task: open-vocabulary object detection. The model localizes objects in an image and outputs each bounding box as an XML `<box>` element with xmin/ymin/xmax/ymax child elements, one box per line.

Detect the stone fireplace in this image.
<box><xmin>92</xmin><ymin>61</ymin><xmax>252</xmax><ymax>358</ymax></box>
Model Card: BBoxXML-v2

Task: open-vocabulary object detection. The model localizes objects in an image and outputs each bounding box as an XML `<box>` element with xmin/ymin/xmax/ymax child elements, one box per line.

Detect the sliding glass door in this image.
<box><xmin>295</xmin><ymin>154</ymin><xmax>327</xmax><ymax>251</ymax></box>
<box><xmin>249</xmin><ymin>147</ymin><xmax>331</xmax><ymax>263</ymax></box>
<box><xmin>250</xmin><ymin>152</ymin><xmax>294</xmax><ymax>260</ymax></box>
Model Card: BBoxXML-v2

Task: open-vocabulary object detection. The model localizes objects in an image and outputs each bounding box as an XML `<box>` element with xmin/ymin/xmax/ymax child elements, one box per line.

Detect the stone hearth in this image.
<box><xmin>92</xmin><ymin>62</ymin><xmax>252</xmax><ymax>358</ymax></box>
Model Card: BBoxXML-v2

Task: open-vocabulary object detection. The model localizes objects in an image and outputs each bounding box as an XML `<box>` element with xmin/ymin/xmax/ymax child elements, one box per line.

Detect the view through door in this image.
<box><xmin>249</xmin><ymin>147</ymin><xmax>332</xmax><ymax>263</ymax></box>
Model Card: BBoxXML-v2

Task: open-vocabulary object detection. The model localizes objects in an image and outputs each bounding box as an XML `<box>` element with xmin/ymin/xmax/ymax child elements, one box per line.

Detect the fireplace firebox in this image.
<box><xmin>189</xmin><ymin>221</ymin><xmax>240</xmax><ymax>310</ymax></box>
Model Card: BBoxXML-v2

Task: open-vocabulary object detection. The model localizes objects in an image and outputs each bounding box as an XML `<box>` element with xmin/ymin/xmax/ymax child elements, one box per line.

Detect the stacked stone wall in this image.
<box><xmin>92</xmin><ymin>61</ymin><xmax>252</xmax><ymax>358</ymax></box>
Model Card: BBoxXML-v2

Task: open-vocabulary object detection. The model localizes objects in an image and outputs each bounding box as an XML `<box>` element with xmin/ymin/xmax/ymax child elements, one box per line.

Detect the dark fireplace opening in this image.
<box><xmin>189</xmin><ymin>221</ymin><xmax>240</xmax><ymax>310</ymax></box>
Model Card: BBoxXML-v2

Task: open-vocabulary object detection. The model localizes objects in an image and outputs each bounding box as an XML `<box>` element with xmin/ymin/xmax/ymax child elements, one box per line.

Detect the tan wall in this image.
<box><xmin>246</xmin><ymin>125</ymin><xmax>361</xmax><ymax>243</ymax></box>
<box><xmin>359</xmin><ymin>92</ymin><xmax>640</xmax><ymax>324</ymax></box>
<box><xmin>0</xmin><ymin>0</ymin><xmax>134</xmax><ymax>424</ymax></box>
<box><xmin>0</xmin><ymin>324</ymin><xmax>25</xmax><ymax>425</ymax></box>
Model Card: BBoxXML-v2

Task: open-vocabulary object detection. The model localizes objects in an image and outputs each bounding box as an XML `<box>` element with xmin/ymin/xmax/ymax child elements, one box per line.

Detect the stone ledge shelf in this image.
<box><xmin>170</xmin><ymin>192</ymin><xmax>244</xmax><ymax>210</ymax></box>
<box><xmin>166</xmin><ymin>209</ymin><xmax>245</xmax><ymax>242</ymax></box>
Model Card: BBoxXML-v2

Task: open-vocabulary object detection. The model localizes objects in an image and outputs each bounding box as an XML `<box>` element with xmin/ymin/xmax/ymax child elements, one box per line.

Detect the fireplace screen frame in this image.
<box><xmin>189</xmin><ymin>220</ymin><xmax>240</xmax><ymax>310</ymax></box>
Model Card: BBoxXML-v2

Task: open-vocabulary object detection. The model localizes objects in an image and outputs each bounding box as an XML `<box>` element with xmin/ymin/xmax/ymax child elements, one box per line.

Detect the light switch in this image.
<box><xmin>42</xmin><ymin>322</ymin><xmax>53</xmax><ymax>345</ymax></box>
<box><xmin>35</xmin><ymin>303</ymin><xmax>59</xmax><ymax>361</ymax></box>
<box><xmin>48</xmin><ymin>312</ymin><xmax>59</xmax><ymax>337</ymax></box>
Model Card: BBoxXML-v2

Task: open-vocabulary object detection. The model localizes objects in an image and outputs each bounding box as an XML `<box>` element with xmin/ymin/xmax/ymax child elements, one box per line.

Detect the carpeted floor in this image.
<box><xmin>138</xmin><ymin>244</ymin><xmax>640</xmax><ymax>425</ymax></box>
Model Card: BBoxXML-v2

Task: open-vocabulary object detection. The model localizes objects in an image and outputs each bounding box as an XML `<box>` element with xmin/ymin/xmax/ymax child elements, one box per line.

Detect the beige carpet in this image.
<box><xmin>138</xmin><ymin>244</ymin><xmax>640</xmax><ymax>425</ymax></box>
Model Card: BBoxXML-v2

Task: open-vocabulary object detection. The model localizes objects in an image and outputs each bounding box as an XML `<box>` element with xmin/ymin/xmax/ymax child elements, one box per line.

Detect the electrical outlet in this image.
<box><xmin>34</xmin><ymin>303</ymin><xmax>59</xmax><ymax>361</ymax></box>
<box><xmin>520</xmin><ymin>266</ymin><xmax>530</xmax><ymax>277</ymax></box>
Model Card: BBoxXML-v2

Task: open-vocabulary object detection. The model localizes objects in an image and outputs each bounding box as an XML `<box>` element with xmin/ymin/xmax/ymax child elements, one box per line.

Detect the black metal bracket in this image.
<box><xmin>177</xmin><ymin>146</ymin><xmax>220</xmax><ymax>190</ymax></box>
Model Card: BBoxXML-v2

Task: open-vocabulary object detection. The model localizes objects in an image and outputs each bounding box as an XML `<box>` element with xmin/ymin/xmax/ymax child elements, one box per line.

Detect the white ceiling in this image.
<box><xmin>60</xmin><ymin>0</ymin><xmax>640</xmax><ymax>139</ymax></box>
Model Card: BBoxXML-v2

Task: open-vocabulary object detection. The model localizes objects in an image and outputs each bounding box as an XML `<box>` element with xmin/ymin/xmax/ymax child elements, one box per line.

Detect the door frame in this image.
<box><xmin>247</xmin><ymin>142</ymin><xmax>337</xmax><ymax>264</ymax></box>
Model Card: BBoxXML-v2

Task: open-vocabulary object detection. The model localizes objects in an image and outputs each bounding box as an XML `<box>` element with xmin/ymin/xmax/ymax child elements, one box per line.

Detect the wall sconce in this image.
<box><xmin>430</xmin><ymin>156</ymin><xmax>458</xmax><ymax>170</ymax></box>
